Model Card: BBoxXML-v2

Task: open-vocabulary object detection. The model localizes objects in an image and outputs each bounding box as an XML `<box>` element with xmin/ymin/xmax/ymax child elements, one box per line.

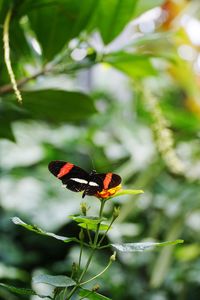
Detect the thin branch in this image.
<box><xmin>0</xmin><ymin>61</ymin><xmax>94</xmax><ymax>96</ymax></box>
<box><xmin>0</xmin><ymin>68</ymin><xmax>46</xmax><ymax>95</ymax></box>
<box><xmin>80</xmin><ymin>258</ymin><xmax>113</xmax><ymax>286</ymax></box>
<box><xmin>3</xmin><ymin>6</ymin><xmax>22</xmax><ymax>104</ymax></box>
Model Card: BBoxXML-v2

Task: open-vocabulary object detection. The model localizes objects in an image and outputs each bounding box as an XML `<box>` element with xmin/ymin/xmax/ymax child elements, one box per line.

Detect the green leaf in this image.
<box><xmin>28</xmin><ymin>0</ymin><xmax>96</xmax><ymax>60</ymax></box>
<box><xmin>104</xmin><ymin>52</ymin><xmax>157</xmax><ymax>78</ymax></box>
<box><xmin>161</xmin><ymin>102</ymin><xmax>200</xmax><ymax>133</ymax></box>
<box><xmin>10</xmin><ymin>20</ymin><xmax>32</xmax><ymax>61</ymax></box>
<box><xmin>0</xmin><ymin>101</ymin><xmax>27</xmax><ymax>123</ymax></box>
<box><xmin>70</xmin><ymin>215</ymin><xmax>109</xmax><ymax>231</ymax></box>
<box><xmin>95</xmin><ymin>0</ymin><xmax>138</xmax><ymax>44</ymax></box>
<box><xmin>70</xmin><ymin>215</ymin><xmax>106</xmax><ymax>225</ymax></box>
<box><xmin>0</xmin><ymin>122</ymin><xmax>15</xmax><ymax>141</ymax></box>
<box><xmin>93</xmin><ymin>0</ymin><xmax>165</xmax><ymax>44</ymax></box>
<box><xmin>0</xmin><ymin>101</ymin><xmax>27</xmax><ymax>140</ymax></box>
<box><xmin>12</xmin><ymin>217</ymin><xmax>77</xmax><ymax>243</ymax></box>
<box><xmin>78</xmin><ymin>222</ymin><xmax>109</xmax><ymax>231</ymax></box>
<box><xmin>111</xmin><ymin>240</ymin><xmax>184</xmax><ymax>252</ymax></box>
<box><xmin>133</xmin><ymin>0</ymin><xmax>165</xmax><ymax>18</ymax></box>
<box><xmin>79</xmin><ymin>288</ymin><xmax>111</xmax><ymax>300</ymax></box>
<box><xmin>33</xmin><ymin>274</ymin><xmax>75</xmax><ymax>287</ymax></box>
<box><xmin>1</xmin><ymin>90</ymin><xmax>96</xmax><ymax>136</ymax></box>
<box><xmin>175</xmin><ymin>244</ymin><xmax>200</xmax><ymax>262</ymax></box>
<box><xmin>0</xmin><ymin>283</ymin><xmax>36</xmax><ymax>296</ymax></box>
<box><xmin>111</xmin><ymin>189</ymin><xmax>144</xmax><ymax>198</ymax></box>
<box><xmin>14</xmin><ymin>89</ymin><xmax>96</xmax><ymax>123</ymax></box>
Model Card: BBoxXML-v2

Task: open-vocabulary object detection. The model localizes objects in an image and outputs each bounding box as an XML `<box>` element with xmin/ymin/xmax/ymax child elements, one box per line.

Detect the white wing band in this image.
<box><xmin>88</xmin><ymin>181</ymin><xmax>99</xmax><ymax>186</ymax></box>
<box><xmin>70</xmin><ymin>178</ymin><xmax>88</xmax><ymax>184</ymax></box>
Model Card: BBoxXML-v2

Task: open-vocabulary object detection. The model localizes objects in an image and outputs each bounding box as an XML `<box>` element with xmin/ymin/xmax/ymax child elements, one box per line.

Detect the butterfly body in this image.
<box><xmin>48</xmin><ymin>161</ymin><xmax>121</xmax><ymax>198</ymax></box>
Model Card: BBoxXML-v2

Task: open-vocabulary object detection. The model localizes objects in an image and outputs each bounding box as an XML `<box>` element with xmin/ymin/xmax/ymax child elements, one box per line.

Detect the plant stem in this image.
<box><xmin>78</xmin><ymin>240</ymin><xmax>84</xmax><ymax>272</ymax></box>
<box><xmin>80</xmin><ymin>258</ymin><xmax>113</xmax><ymax>285</ymax></box>
<box><xmin>62</xmin><ymin>288</ymin><xmax>68</xmax><ymax>300</ymax></box>
<box><xmin>0</xmin><ymin>68</ymin><xmax>47</xmax><ymax>95</ymax></box>
<box><xmin>65</xmin><ymin>200</ymin><xmax>106</xmax><ymax>300</ymax></box>
<box><xmin>86</xmin><ymin>225</ymin><xmax>93</xmax><ymax>245</ymax></box>
<box><xmin>98</xmin><ymin>218</ymin><xmax>115</xmax><ymax>246</ymax></box>
<box><xmin>93</xmin><ymin>200</ymin><xmax>106</xmax><ymax>245</ymax></box>
<box><xmin>66</xmin><ymin>248</ymin><xmax>95</xmax><ymax>300</ymax></box>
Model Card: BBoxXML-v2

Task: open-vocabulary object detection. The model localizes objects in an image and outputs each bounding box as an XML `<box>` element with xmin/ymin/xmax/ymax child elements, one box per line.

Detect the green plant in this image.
<box><xmin>0</xmin><ymin>181</ymin><xmax>183</xmax><ymax>299</ymax></box>
<box><xmin>1</xmin><ymin>0</ymin><xmax>199</xmax><ymax>299</ymax></box>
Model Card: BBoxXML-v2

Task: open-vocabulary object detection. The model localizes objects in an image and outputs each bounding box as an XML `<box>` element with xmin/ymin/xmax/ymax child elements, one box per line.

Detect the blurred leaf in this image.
<box><xmin>27</xmin><ymin>0</ymin><xmax>96</xmax><ymax>60</ymax></box>
<box><xmin>0</xmin><ymin>100</ymin><xmax>27</xmax><ymax>122</ymax></box>
<box><xmin>94</xmin><ymin>0</ymin><xmax>165</xmax><ymax>44</ymax></box>
<box><xmin>94</xmin><ymin>0</ymin><xmax>137</xmax><ymax>44</ymax></box>
<box><xmin>0</xmin><ymin>90</ymin><xmax>96</xmax><ymax>140</ymax></box>
<box><xmin>111</xmin><ymin>240</ymin><xmax>184</xmax><ymax>252</ymax></box>
<box><xmin>0</xmin><ymin>283</ymin><xmax>36</xmax><ymax>296</ymax></box>
<box><xmin>111</xmin><ymin>189</ymin><xmax>144</xmax><ymax>198</ymax></box>
<box><xmin>0</xmin><ymin>101</ymin><xmax>27</xmax><ymax>140</ymax></box>
<box><xmin>70</xmin><ymin>215</ymin><xmax>106</xmax><ymax>225</ymax></box>
<box><xmin>22</xmin><ymin>89</ymin><xmax>96</xmax><ymax>122</ymax></box>
<box><xmin>175</xmin><ymin>244</ymin><xmax>200</xmax><ymax>262</ymax></box>
<box><xmin>78</xmin><ymin>223</ymin><xmax>109</xmax><ymax>231</ymax></box>
<box><xmin>33</xmin><ymin>274</ymin><xmax>75</xmax><ymax>287</ymax></box>
<box><xmin>133</xmin><ymin>0</ymin><xmax>165</xmax><ymax>18</ymax></box>
<box><xmin>161</xmin><ymin>102</ymin><xmax>200</xmax><ymax>133</ymax></box>
<box><xmin>12</xmin><ymin>217</ymin><xmax>77</xmax><ymax>243</ymax></box>
<box><xmin>150</xmin><ymin>219</ymin><xmax>185</xmax><ymax>288</ymax></box>
<box><xmin>5</xmin><ymin>89</ymin><xmax>96</xmax><ymax>123</ymax></box>
<box><xmin>0</xmin><ymin>122</ymin><xmax>15</xmax><ymax>141</ymax></box>
<box><xmin>104</xmin><ymin>52</ymin><xmax>157</xmax><ymax>78</ymax></box>
<box><xmin>129</xmin><ymin>32</ymin><xmax>173</xmax><ymax>47</ymax></box>
<box><xmin>10</xmin><ymin>20</ymin><xmax>32</xmax><ymax>61</ymax></box>
<box><xmin>79</xmin><ymin>288</ymin><xmax>111</xmax><ymax>300</ymax></box>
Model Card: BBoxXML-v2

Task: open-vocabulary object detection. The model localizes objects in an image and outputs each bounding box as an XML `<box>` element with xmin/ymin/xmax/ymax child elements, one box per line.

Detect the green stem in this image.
<box><xmin>80</xmin><ymin>258</ymin><xmax>113</xmax><ymax>286</ymax></box>
<box><xmin>66</xmin><ymin>248</ymin><xmax>95</xmax><ymax>300</ymax></box>
<box><xmin>79</xmin><ymin>291</ymin><xmax>93</xmax><ymax>300</ymax></box>
<box><xmin>98</xmin><ymin>244</ymin><xmax>111</xmax><ymax>250</ymax></box>
<box><xmin>93</xmin><ymin>200</ymin><xmax>106</xmax><ymax>245</ymax></box>
<box><xmin>78</xmin><ymin>243</ymin><xmax>83</xmax><ymax>269</ymax></box>
<box><xmin>78</xmin><ymin>229</ymin><xmax>85</xmax><ymax>273</ymax></box>
<box><xmin>98</xmin><ymin>218</ymin><xmax>115</xmax><ymax>246</ymax></box>
<box><xmin>62</xmin><ymin>288</ymin><xmax>68</xmax><ymax>300</ymax></box>
<box><xmin>86</xmin><ymin>225</ymin><xmax>93</xmax><ymax>245</ymax></box>
<box><xmin>66</xmin><ymin>200</ymin><xmax>106</xmax><ymax>300</ymax></box>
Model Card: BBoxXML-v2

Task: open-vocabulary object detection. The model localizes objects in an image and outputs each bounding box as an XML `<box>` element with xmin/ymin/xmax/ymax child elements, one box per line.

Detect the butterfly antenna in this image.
<box><xmin>90</xmin><ymin>156</ymin><xmax>96</xmax><ymax>172</ymax></box>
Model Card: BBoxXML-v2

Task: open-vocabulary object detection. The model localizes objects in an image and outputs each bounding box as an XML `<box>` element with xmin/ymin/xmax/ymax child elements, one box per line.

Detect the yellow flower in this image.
<box><xmin>95</xmin><ymin>185</ymin><xmax>122</xmax><ymax>199</ymax></box>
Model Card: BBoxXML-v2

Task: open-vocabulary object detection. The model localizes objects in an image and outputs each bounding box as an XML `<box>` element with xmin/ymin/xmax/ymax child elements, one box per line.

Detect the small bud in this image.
<box><xmin>92</xmin><ymin>284</ymin><xmax>100</xmax><ymax>292</ymax></box>
<box><xmin>110</xmin><ymin>251</ymin><xmax>116</xmax><ymax>261</ymax></box>
<box><xmin>80</xmin><ymin>202</ymin><xmax>88</xmax><ymax>216</ymax></box>
<box><xmin>79</xmin><ymin>229</ymin><xmax>84</xmax><ymax>241</ymax></box>
<box><xmin>72</xmin><ymin>262</ymin><xmax>78</xmax><ymax>274</ymax></box>
<box><xmin>113</xmin><ymin>206</ymin><xmax>120</xmax><ymax>219</ymax></box>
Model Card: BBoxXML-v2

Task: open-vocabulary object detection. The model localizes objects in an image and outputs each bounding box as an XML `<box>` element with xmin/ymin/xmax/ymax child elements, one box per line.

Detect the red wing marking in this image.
<box><xmin>103</xmin><ymin>173</ymin><xmax>112</xmax><ymax>189</ymax></box>
<box><xmin>57</xmin><ymin>163</ymin><xmax>74</xmax><ymax>178</ymax></box>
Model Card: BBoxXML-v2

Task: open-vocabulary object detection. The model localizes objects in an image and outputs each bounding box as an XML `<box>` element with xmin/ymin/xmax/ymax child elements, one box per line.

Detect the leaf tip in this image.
<box><xmin>11</xmin><ymin>217</ymin><xmax>24</xmax><ymax>225</ymax></box>
<box><xmin>176</xmin><ymin>239</ymin><xmax>184</xmax><ymax>244</ymax></box>
<box><xmin>139</xmin><ymin>190</ymin><xmax>144</xmax><ymax>194</ymax></box>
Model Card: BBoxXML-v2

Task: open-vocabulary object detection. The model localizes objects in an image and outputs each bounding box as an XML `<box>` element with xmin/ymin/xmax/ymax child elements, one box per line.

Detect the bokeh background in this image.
<box><xmin>0</xmin><ymin>0</ymin><xmax>200</xmax><ymax>299</ymax></box>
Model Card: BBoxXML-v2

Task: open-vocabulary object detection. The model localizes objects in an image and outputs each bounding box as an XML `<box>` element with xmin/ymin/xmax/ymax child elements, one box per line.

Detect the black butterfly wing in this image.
<box><xmin>48</xmin><ymin>160</ymin><xmax>89</xmax><ymax>192</ymax></box>
<box><xmin>95</xmin><ymin>173</ymin><xmax>122</xmax><ymax>190</ymax></box>
<box><xmin>83</xmin><ymin>173</ymin><xmax>104</xmax><ymax>196</ymax></box>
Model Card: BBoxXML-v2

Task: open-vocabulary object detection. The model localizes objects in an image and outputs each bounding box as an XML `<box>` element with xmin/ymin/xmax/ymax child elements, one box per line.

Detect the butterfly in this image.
<box><xmin>48</xmin><ymin>161</ymin><xmax>121</xmax><ymax>198</ymax></box>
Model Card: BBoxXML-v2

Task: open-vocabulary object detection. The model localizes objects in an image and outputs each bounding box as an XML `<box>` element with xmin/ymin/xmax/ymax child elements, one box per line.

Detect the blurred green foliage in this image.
<box><xmin>0</xmin><ymin>0</ymin><xmax>200</xmax><ymax>299</ymax></box>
